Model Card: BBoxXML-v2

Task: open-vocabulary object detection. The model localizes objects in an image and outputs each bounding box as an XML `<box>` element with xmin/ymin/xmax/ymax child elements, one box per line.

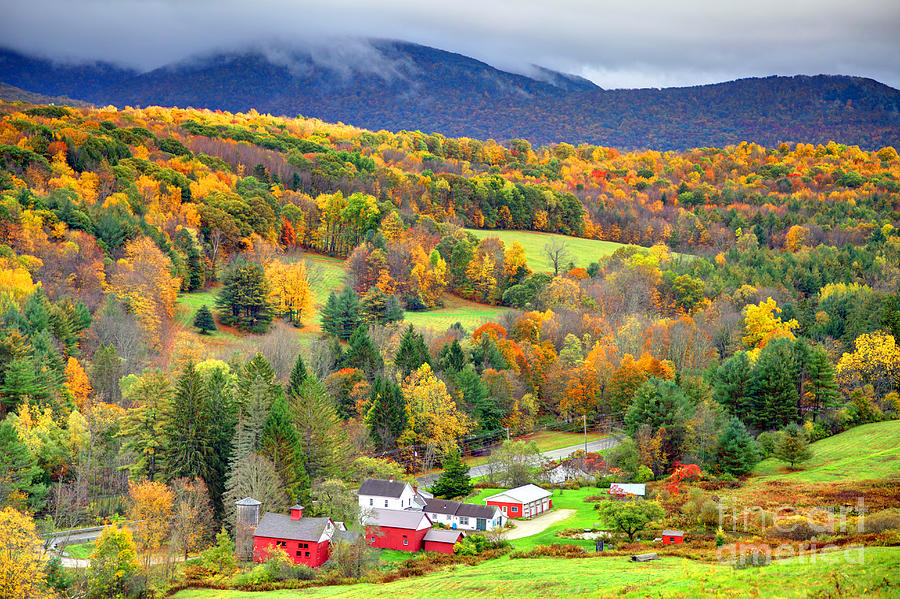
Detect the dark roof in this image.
<box><xmin>423</xmin><ymin>529</ymin><xmax>465</xmax><ymax>543</ymax></box>
<box><xmin>364</xmin><ymin>508</ymin><xmax>430</xmax><ymax>529</ymax></box>
<box><xmin>424</xmin><ymin>499</ymin><xmax>497</xmax><ymax>519</ymax></box>
<box><xmin>359</xmin><ymin>478</ymin><xmax>408</xmax><ymax>498</ymax></box>
<box><xmin>254</xmin><ymin>512</ymin><xmax>331</xmax><ymax>542</ymax></box>
<box><xmin>662</xmin><ymin>530</ymin><xmax>684</xmax><ymax>537</ymax></box>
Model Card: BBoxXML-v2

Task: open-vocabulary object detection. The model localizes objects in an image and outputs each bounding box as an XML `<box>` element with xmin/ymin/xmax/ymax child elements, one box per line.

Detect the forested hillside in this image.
<box><xmin>0</xmin><ymin>100</ymin><xmax>898</xmax><ymax>596</ymax></box>
<box><xmin>2</xmin><ymin>44</ymin><xmax>899</xmax><ymax>149</ymax></box>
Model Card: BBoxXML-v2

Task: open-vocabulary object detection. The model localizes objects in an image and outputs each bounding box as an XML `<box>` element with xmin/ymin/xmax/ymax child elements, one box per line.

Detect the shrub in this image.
<box><xmin>510</xmin><ymin>543</ymin><xmax>586</xmax><ymax>559</ymax></box>
<box><xmin>863</xmin><ymin>509</ymin><xmax>900</xmax><ymax>533</ymax></box>
<box><xmin>772</xmin><ymin>516</ymin><xmax>818</xmax><ymax>541</ymax></box>
<box><xmin>680</xmin><ymin>500</ymin><xmax>698</xmax><ymax>516</ymax></box>
<box><xmin>756</xmin><ymin>431</ymin><xmax>776</xmax><ymax>458</ymax></box>
<box><xmin>698</xmin><ymin>500</ymin><xmax>720</xmax><ymax>528</ymax></box>
<box><xmin>635</xmin><ymin>465</ymin><xmax>654</xmax><ymax>483</ymax></box>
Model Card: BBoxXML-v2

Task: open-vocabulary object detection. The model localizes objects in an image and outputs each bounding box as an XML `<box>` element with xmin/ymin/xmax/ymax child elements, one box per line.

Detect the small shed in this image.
<box><xmin>661</xmin><ymin>530</ymin><xmax>684</xmax><ymax>545</ymax></box>
<box><xmin>422</xmin><ymin>528</ymin><xmax>465</xmax><ymax>554</ymax></box>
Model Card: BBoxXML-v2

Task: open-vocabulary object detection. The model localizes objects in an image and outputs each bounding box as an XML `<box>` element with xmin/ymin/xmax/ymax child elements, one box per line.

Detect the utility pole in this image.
<box><xmin>505</xmin><ymin>427</ymin><xmax>510</xmax><ymax>441</ymax></box>
<box><xmin>583</xmin><ymin>415</ymin><xmax>588</xmax><ymax>454</ymax></box>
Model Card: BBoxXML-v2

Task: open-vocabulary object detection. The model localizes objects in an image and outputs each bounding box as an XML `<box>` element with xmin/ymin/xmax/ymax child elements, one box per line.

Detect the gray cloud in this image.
<box><xmin>2</xmin><ymin>0</ymin><xmax>898</xmax><ymax>89</ymax></box>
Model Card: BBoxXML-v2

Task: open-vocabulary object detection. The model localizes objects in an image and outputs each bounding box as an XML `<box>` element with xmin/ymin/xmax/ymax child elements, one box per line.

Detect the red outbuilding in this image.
<box><xmin>662</xmin><ymin>529</ymin><xmax>684</xmax><ymax>545</ymax></box>
<box><xmin>364</xmin><ymin>508</ymin><xmax>432</xmax><ymax>551</ymax></box>
<box><xmin>253</xmin><ymin>504</ymin><xmax>338</xmax><ymax>567</ymax></box>
<box><xmin>422</xmin><ymin>528</ymin><xmax>465</xmax><ymax>554</ymax></box>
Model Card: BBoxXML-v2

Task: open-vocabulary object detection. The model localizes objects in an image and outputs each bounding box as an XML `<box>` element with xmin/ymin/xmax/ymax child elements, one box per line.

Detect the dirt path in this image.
<box><xmin>503</xmin><ymin>508</ymin><xmax>576</xmax><ymax>540</ymax></box>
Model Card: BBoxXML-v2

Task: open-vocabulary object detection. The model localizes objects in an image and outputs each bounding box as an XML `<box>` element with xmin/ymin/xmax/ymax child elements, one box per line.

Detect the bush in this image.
<box><xmin>772</xmin><ymin>516</ymin><xmax>818</xmax><ymax>541</ymax></box>
<box><xmin>680</xmin><ymin>500</ymin><xmax>698</xmax><ymax>516</ymax></box>
<box><xmin>510</xmin><ymin>543</ymin><xmax>586</xmax><ymax>559</ymax></box>
<box><xmin>454</xmin><ymin>533</ymin><xmax>510</xmax><ymax>556</ymax></box>
<box><xmin>698</xmin><ymin>500</ymin><xmax>720</xmax><ymax>529</ymax></box>
<box><xmin>756</xmin><ymin>431</ymin><xmax>776</xmax><ymax>458</ymax></box>
<box><xmin>635</xmin><ymin>465</ymin><xmax>654</xmax><ymax>483</ymax></box>
<box><xmin>863</xmin><ymin>509</ymin><xmax>900</xmax><ymax>533</ymax></box>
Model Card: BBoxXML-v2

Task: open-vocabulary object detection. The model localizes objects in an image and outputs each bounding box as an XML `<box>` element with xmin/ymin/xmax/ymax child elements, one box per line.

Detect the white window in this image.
<box><xmin>385</xmin><ymin>500</ymin><xmax>388</xmax><ymax>507</ymax></box>
<box><xmin>459</xmin><ymin>516</ymin><xmax>469</xmax><ymax>526</ymax></box>
<box><xmin>369</xmin><ymin>498</ymin><xmax>373</xmax><ymax>506</ymax></box>
<box><xmin>501</xmin><ymin>506</ymin><xmax>507</xmax><ymax>514</ymax></box>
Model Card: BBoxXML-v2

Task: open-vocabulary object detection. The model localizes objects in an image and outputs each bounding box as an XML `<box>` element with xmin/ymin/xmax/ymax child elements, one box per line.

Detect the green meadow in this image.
<box><xmin>464</xmin><ymin>228</ymin><xmax>628</xmax><ymax>272</ymax></box>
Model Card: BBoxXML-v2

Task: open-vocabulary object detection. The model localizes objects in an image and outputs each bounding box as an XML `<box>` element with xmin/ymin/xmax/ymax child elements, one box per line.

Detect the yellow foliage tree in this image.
<box><xmin>400</xmin><ymin>363</ymin><xmax>472</xmax><ymax>452</ymax></box>
<box><xmin>836</xmin><ymin>331</ymin><xmax>900</xmax><ymax>396</ymax></box>
<box><xmin>265</xmin><ymin>259</ymin><xmax>314</xmax><ymax>324</ymax></box>
<box><xmin>0</xmin><ymin>507</ymin><xmax>51</xmax><ymax>599</ymax></box>
<box><xmin>65</xmin><ymin>356</ymin><xmax>93</xmax><ymax>410</ymax></box>
<box><xmin>503</xmin><ymin>241</ymin><xmax>530</xmax><ymax>278</ymax></box>
<box><xmin>127</xmin><ymin>479</ymin><xmax>174</xmax><ymax>567</ymax></box>
<box><xmin>741</xmin><ymin>297</ymin><xmax>798</xmax><ymax>359</ymax></box>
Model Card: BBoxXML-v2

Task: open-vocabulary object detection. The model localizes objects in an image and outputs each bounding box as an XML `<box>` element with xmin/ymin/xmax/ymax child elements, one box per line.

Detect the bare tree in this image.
<box><xmin>170</xmin><ymin>478</ymin><xmax>215</xmax><ymax>560</ymax></box>
<box><xmin>543</xmin><ymin>238</ymin><xmax>571</xmax><ymax>276</ymax></box>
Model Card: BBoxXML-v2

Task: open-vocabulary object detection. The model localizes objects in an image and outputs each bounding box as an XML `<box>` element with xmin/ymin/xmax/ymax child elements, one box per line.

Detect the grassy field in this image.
<box><xmin>468</xmin><ymin>486</ymin><xmax>602</xmax><ymax>552</ymax></box>
<box><xmin>753</xmin><ymin>420</ymin><xmax>900</xmax><ymax>483</ymax></box>
<box><xmin>63</xmin><ymin>541</ymin><xmax>94</xmax><ymax>559</ymax></box>
<box><xmin>404</xmin><ymin>294</ymin><xmax>507</xmax><ymax>333</ymax></box>
<box><xmin>465</xmin><ymin>228</ymin><xmax>628</xmax><ymax>272</ymax></box>
<box><xmin>172</xmin><ymin>546</ymin><xmax>899</xmax><ymax>599</ymax></box>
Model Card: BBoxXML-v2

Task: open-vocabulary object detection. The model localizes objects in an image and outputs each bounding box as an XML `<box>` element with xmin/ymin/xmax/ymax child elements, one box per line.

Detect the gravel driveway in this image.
<box><xmin>503</xmin><ymin>508</ymin><xmax>576</xmax><ymax>540</ymax></box>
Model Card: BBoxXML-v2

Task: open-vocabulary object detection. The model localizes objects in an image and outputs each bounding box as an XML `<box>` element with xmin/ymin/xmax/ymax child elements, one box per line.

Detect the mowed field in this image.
<box><xmin>172</xmin><ymin>546</ymin><xmax>899</xmax><ymax>599</ymax></box>
<box><xmin>175</xmin><ymin>253</ymin><xmax>506</xmax><ymax>341</ymax></box>
<box><xmin>752</xmin><ymin>420</ymin><xmax>900</xmax><ymax>483</ymax></box>
<box><xmin>464</xmin><ymin>228</ymin><xmax>628</xmax><ymax>272</ymax></box>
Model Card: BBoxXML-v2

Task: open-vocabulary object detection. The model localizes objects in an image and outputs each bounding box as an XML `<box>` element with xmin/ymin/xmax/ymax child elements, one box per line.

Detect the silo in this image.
<box><xmin>235</xmin><ymin>497</ymin><xmax>261</xmax><ymax>560</ymax></box>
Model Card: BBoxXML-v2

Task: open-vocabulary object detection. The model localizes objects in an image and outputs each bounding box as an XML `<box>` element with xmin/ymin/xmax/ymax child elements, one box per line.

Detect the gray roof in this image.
<box><xmin>236</xmin><ymin>497</ymin><xmax>262</xmax><ymax>506</ymax></box>
<box><xmin>662</xmin><ymin>530</ymin><xmax>684</xmax><ymax>536</ymax></box>
<box><xmin>424</xmin><ymin>499</ymin><xmax>497</xmax><ymax>519</ymax></box>
<box><xmin>254</xmin><ymin>512</ymin><xmax>331</xmax><ymax>542</ymax></box>
<box><xmin>334</xmin><ymin>530</ymin><xmax>361</xmax><ymax>543</ymax></box>
<box><xmin>364</xmin><ymin>508</ymin><xmax>430</xmax><ymax>529</ymax></box>
<box><xmin>359</xmin><ymin>478</ymin><xmax>408</xmax><ymax>498</ymax></box>
<box><xmin>423</xmin><ymin>529</ymin><xmax>465</xmax><ymax>543</ymax></box>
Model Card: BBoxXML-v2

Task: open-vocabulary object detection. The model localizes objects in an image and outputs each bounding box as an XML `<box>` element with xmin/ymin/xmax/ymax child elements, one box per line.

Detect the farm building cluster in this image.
<box><xmin>238</xmin><ymin>477</ymin><xmax>560</xmax><ymax>566</ymax></box>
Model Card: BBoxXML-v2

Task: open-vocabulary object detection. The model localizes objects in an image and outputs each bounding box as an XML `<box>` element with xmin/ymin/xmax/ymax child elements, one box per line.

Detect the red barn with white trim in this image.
<box><xmin>484</xmin><ymin>484</ymin><xmax>553</xmax><ymax>519</ymax></box>
<box><xmin>253</xmin><ymin>504</ymin><xmax>335</xmax><ymax>567</ymax></box>
<box><xmin>364</xmin><ymin>508</ymin><xmax>432</xmax><ymax>551</ymax></box>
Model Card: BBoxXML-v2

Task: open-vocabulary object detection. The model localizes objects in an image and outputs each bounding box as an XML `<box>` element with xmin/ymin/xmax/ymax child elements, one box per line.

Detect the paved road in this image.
<box><xmin>44</xmin><ymin>527</ymin><xmax>105</xmax><ymax>551</ymax></box>
<box><xmin>418</xmin><ymin>434</ymin><xmax>624</xmax><ymax>485</ymax></box>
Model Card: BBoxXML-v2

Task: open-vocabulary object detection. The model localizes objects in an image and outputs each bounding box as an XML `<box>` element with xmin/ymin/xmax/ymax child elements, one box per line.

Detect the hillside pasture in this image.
<box><xmin>464</xmin><ymin>228</ymin><xmax>628</xmax><ymax>272</ymax></box>
<box><xmin>171</xmin><ymin>546</ymin><xmax>899</xmax><ymax>599</ymax></box>
<box><xmin>752</xmin><ymin>420</ymin><xmax>900</xmax><ymax>483</ymax></box>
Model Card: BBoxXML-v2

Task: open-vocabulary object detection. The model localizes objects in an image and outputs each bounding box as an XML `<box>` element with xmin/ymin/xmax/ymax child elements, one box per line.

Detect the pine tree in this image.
<box><xmin>193</xmin><ymin>305</ymin><xmax>216</xmax><ymax>334</ymax></box>
<box><xmin>287</xmin><ymin>376</ymin><xmax>348</xmax><ymax>481</ymax></box>
<box><xmin>749</xmin><ymin>338</ymin><xmax>799</xmax><ymax>429</ymax></box>
<box><xmin>715</xmin><ymin>417</ymin><xmax>760</xmax><ymax>477</ymax></box>
<box><xmin>365</xmin><ymin>377</ymin><xmax>408</xmax><ymax>449</ymax></box>
<box><xmin>773</xmin><ymin>423</ymin><xmax>813</xmax><ymax>470</ymax></box>
<box><xmin>203</xmin><ymin>367</ymin><xmax>237</xmax><ymax>518</ymax></box>
<box><xmin>230</xmin><ymin>355</ymin><xmax>280</xmax><ymax>465</ymax></box>
<box><xmin>165</xmin><ymin>364</ymin><xmax>213</xmax><ymax>481</ymax></box>
<box><xmin>344</xmin><ymin>325</ymin><xmax>383</xmax><ymax>381</ymax></box>
<box><xmin>804</xmin><ymin>346</ymin><xmax>840</xmax><ymax>419</ymax></box>
<box><xmin>120</xmin><ymin>370</ymin><xmax>173</xmax><ymax>481</ymax></box>
<box><xmin>260</xmin><ymin>395</ymin><xmax>310</xmax><ymax>503</ymax></box>
<box><xmin>438</xmin><ymin>339</ymin><xmax>467</xmax><ymax>373</ymax></box>
<box><xmin>395</xmin><ymin>325</ymin><xmax>430</xmax><ymax>378</ymax></box>
<box><xmin>430</xmin><ymin>446</ymin><xmax>473</xmax><ymax>499</ymax></box>
<box><xmin>216</xmin><ymin>260</ymin><xmax>272</xmax><ymax>332</ymax></box>
<box><xmin>286</xmin><ymin>353</ymin><xmax>309</xmax><ymax>397</ymax></box>
<box><xmin>320</xmin><ymin>291</ymin><xmax>340</xmax><ymax>337</ymax></box>
<box><xmin>0</xmin><ymin>418</ymin><xmax>46</xmax><ymax>508</ymax></box>
<box><xmin>336</xmin><ymin>287</ymin><xmax>362</xmax><ymax>340</ymax></box>
<box><xmin>713</xmin><ymin>351</ymin><xmax>753</xmax><ymax>422</ymax></box>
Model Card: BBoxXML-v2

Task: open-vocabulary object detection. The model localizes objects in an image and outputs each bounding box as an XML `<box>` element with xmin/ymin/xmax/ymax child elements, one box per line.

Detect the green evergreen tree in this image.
<box><xmin>336</xmin><ymin>287</ymin><xmax>362</xmax><ymax>340</ymax></box>
<box><xmin>715</xmin><ymin>417</ymin><xmax>760</xmax><ymax>477</ymax></box>
<box><xmin>0</xmin><ymin>417</ymin><xmax>47</xmax><ymax>508</ymax></box>
<box><xmin>749</xmin><ymin>338</ymin><xmax>800</xmax><ymax>429</ymax></box>
<box><xmin>320</xmin><ymin>291</ymin><xmax>340</xmax><ymax>337</ymax></box>
<box><xmin>193</xmin><ymin>305</ymin><xmax>217</xmax><ymax>334</ymax></box>
<box><xmin>230</xmin><ymin>354</ymin><xmax>280</xmax><ymax>465</ymax></box>
<box><xmin>384</xmin><ymin>294</ymin><xmax>404</xmax><ymax>323</ymax></box>
<box><xmin>360</xmin><ymin>287</ymin><xmax>388</xmax><ymax>324</ymax></box>
<box><xmin>203</xmin><ymin>367</ymin><xmax>237</xmax><ymax>518</ymax></box>
<box><xmin>804</xmin><ymin>346</ymin><xmax>840</xmax><ymax>419</ymax></box>
<box><xmin>430</xmin><ymin>446</ymin><xmax>473</xmax><ymax>499</ymax></box>
<box><xmin>120</xmin><ymin>370</ymin><xmax>173</xmax><ymax>481</ymax></box>
<box><xmin>773</xmin><ymin>423</ymin><xmax>813</xmax><ymax>470</ymax></box>
<box><xmin>286</xmin><ymin>353</ymin><xmax>309</xmax><ymax>397</ymax></box>
<box><xmin>364</xmin><ymin>377</ymin><xmax>408</xmax><ymax>450</ymax></box>
<box><xmin>344</xmin><ymin>325</ymin><xmax>383</xmax><ymax>380</ymax></box>
<box><xmin>438</xmin><ymin>339</ymin><xmax>467</xmax><ymax>373</ymax></box>
<box><xmin>395</xmin><ymin>324</ymin><xmax>430</xmax><ymax>377</ymax></box>
<box><xmin>713</xmin><ymin>351</ymin><xmax>754</xmax><ymax>422</ymax></box>
<box><xmin>165</xmin><ymin>364</ymin><xmax>214</xmax><ymax>481</ymax></box>
<box><xmin>215</xmin><ymin>260</ymin><xmax>272</xmax><ymax>332</ymax></box>
<box><xmin>625</xmin><ymin>379</ymin><xmax>693</xmax><ymax>435</ymax></box>
<box><xmin>287</xmin><ymin>376</ymin><xmax>348</xmax><ymax>481</ymax></box>
<box><xmin>261</xmin><ymin>395</ymin><xmax>310</xmax><ymax>503</ymax></box>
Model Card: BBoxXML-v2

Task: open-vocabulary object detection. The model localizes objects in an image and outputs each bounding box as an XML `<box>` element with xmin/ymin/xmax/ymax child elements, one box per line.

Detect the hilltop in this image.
<box><xmin>2</xmin><ymin>43</ymin><xmax>898</xmax><ymax>149</ymax></box>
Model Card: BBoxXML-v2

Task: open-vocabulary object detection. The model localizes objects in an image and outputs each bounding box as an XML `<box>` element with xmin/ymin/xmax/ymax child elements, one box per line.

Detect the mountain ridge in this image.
<box><xmin>2</xmin><ymin>43</ymin><xmax>898</xmax><ymax>149</ymax></box>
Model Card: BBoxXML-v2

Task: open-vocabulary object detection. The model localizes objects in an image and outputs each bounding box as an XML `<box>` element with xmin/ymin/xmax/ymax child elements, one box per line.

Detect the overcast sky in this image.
<box><xmin>2</xmin><ymin>0</ymin><xmax>899</xmax><ymax>89</ymax></box>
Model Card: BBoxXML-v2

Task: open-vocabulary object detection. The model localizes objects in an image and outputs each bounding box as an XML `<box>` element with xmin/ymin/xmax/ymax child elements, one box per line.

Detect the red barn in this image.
<box><xmin>484</xmin><ymin>484</ymin><xmax>552</xmax><ymax>519</ymax></box>
<box><xmin>364</xmin><ymin>508</ymin><xmax>432</xmax><ymax>551</ymax></box>
<box><xmin>423</xmin><ymin>529</ymin><xmax>465</xmax><ymax>553</ymax></box>
<box><xmin>662</xmin><ymin>529</ymin><xmax>684</xmax><ymax>545</ymax></box>
<box><xmin>253</xmin><ymin>505</ymin><xmax>337</xmax><ymax>567</ymax></box>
